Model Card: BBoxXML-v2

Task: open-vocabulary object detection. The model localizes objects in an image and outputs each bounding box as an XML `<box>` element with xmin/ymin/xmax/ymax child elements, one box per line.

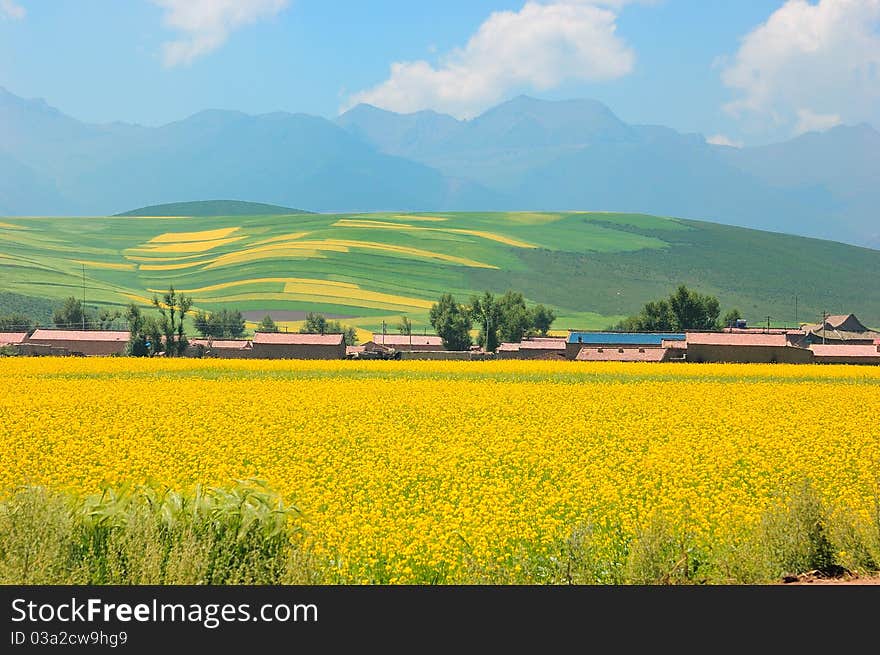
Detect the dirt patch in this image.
<box><xmin>242</xmin><ymin>310</ymin><xmax>355</xmax><ymax>322</ymax></box>
<box><xmin>781</xmin><ymin>571</ymin><xmax>880</xmax><ymax>585</ymax></box>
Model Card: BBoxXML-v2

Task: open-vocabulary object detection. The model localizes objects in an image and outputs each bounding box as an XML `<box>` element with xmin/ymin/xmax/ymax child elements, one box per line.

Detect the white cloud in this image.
<box><xmin>344</xmin><ymin>1</ymin><xmax>637</xmax><ymax>118</ymax></box>
<box><xmin>794</xmin><ymin>108</ymin><xmax>842</xmax><ymax>134</ymax></box>
<box><xmin>152</xmin><ymin>0</ymin><xmax>289</xmax><ymax>67</ymax></box>
<box><xmin>0</xmin><ymin>0</ymin><xmax>25</xmax><ymax>20</ymax></box>
<box><xmin>721</xmin><ymin>0</ymin><xmax>880</xmax><ymax>136</ymax></box>
<box><xmin>706</xmin><ymin>134</ymin><xmax>743</xmax><ymax>148</ymax></box>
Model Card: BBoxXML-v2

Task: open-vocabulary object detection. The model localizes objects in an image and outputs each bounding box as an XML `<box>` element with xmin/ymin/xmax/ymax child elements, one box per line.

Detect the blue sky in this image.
<box><xmin>1</xmin><ymin>1</ymin><xmax>878</xmax><ymax>146</ymax></box>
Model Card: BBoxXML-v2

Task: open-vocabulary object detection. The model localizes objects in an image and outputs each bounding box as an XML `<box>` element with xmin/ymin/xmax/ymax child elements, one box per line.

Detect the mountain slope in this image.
<box><xmin>116</xmin><ymin>200</ymin><xmax>314</xmax><ymax>217</ymax></box>
<box><xmin>721</xmin><ymin>124</ymin><xmax>880</xmax><ymax>248</ymax></box>
<box><xmin>338</xmin><ymin>96</ymin><xmax>877</xmax><ymax>247</ymax></box>
<box><xmin>1</xmin><ymin>211</ymin><xmax>878</xmax><ymax>332</ymax></box>
<box><xmin>0</xmin><ymin>88</ymin><xmax>499</xmax><ymax>216</ymax></box>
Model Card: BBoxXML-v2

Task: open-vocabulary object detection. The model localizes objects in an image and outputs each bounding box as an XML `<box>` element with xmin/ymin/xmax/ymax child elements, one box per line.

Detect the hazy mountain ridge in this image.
<box><xmin>0</xmin><ymin>87</ymin><xmax>876</xmax><ymax>248</ymax></box>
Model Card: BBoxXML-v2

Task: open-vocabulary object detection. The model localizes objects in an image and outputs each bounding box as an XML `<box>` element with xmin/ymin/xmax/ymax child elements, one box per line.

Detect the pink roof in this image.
<box><xmin>252</xmin><ymin>332</ymin><xmax>344</xmax><ymax>345</ymax></box>
<box><xmin>346</xmin><ymin>345</ymin><xmax>366</xmax><ymax>354</ymax></box>
<box><xmin>686</xmin><ymin>332</ymin><xmax>790</xmax><ymax>347</ymax></box>
<box><xmin>810</xmin><ymin>345</ymin><xmax>880</xmax><ymax>358</ymax></box>
<box><xmin>189</xmin><ymin>339</ymin><xmax>251</xmax><ymax>349</ymax></box>
<box><xmin>497</xmin><ymin>342</ymin><xmax>521</xmax><ymax>352</ymax></box>
<box><xmin>0</xmin><ymin>332</ymin><xmax>28</xmax><ymax>345</ymax></box>
<box><xmin>519</xmin><ymin>339</ymin><xmax>566</xmax><ymax>350</ymax></box>
<box><xmin>371</xmin><ymin>334</ymin><xmax>444</xmax><ymax>347</ymax></box>
<box><xmin>29</xmin><ymin>329</ymin><xmax>130</xmax><ymax>342</ymax></box>
<box><xmin>576</xmin><ymin>347</ymin><xmax>668</xmax><ymax>362</ymax></box>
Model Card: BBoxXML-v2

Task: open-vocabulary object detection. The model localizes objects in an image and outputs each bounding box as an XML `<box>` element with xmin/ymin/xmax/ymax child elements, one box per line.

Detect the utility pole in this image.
<box><xmin>766</xmin><ymin>315</ymin><xmax>771</xmax><ymax>331</ymax></box>
<box><xmin>382</xmin><ymin>320</ymin><xmax>386</xmax><ymax>345</ymax></box>
<box><xmin>81</xmin><ymin>264</ymin><xmax>86</xmax><ymax>330</ymax></box>
<box><xmin>822</xmin><ymin>310</ymin><xmax>828</xmax><ymax>345</ymax></box>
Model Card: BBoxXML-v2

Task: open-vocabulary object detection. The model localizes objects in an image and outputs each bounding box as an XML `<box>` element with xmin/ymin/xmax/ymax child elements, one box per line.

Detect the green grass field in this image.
<box><xmin>1</xmin><ymin>209</ymin><xmax>879</xmax><ymax>332</ymax></box>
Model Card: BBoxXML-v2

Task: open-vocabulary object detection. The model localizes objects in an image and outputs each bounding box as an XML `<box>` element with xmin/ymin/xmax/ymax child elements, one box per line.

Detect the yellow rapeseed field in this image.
<box><xmin>1</xmin><ymin>358</ymin><xmax>878</xmax><ymax>582</ymax></box>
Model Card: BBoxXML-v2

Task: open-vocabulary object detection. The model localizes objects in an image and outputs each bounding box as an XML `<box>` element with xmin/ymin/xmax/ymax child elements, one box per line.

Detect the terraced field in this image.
<box><xmin>2</xmin><ymin>210</ymin><xmax>880</xmax><ymax>332</ymax></box>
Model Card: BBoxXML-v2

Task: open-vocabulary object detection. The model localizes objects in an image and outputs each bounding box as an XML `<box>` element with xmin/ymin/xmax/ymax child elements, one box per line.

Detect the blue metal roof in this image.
<box><xmin>567</xmin><ymin>332</ymin><xmax>686</xmax><ymax>345</ymax></box>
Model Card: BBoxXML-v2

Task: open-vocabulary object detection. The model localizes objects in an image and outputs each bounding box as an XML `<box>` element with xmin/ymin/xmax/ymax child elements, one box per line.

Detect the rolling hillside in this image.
<box><xmin>116</xmin><ymin>200</ymin><xmax>313</xmax><ymax>217</ymax></box>
<box><xmin>1</xmin><ymin>210</ymin><xmax>879</xmax><ymax>333</ymax></box>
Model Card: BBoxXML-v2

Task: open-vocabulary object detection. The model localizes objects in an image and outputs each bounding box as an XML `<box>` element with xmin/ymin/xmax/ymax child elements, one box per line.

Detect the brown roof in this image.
<box><xmin>810</xmin><ymin>344</ymin><xmax>880</xmax><ymax>358</ymax></box>
<box><xmin>189</xmin><ymin>339</ymin><xmax>252</xmax><ymax>350</ymax></box>
<box><xmin>0</xmin><ymin>332</ymin><xmax>28</xmax><ymax>345</ymax></box>
<box><xmin>252</xmin><ymin>332</ymin><xmax>344</xmax><ymax>345</ymax></box>
<box><xmin>576</xmin><ymin>347</ymin><xmax>669</xmax><ymax>362</ymax></box>
<box><xmin>686</xmin><ymin>332</ymin><xmax>791</xmax><ymax>347</ymax></box>
<box><xmin>370</xmin><ymin>334</ymin><xmax>444</xmax><ymax>347</ymax></box>
<box><xmin>29</xmin><ymin>329</ymin><xmax>130</xmax><ymax>342</ymax></box>
<box><xmin>519</xmin><ymin>338</ymin><xmax>566</xmax><ymax>350</ymax></box>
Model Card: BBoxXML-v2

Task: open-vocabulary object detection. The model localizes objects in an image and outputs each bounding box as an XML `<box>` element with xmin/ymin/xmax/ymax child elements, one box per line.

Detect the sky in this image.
<box><xmin>1</xmin><ymin>0</ymin><xmax>878</xmax><ymax>146</ymax></box>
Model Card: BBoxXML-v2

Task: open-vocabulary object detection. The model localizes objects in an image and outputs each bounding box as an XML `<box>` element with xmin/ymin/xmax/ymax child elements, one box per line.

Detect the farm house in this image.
<box><xmin>565</xmin><ymin>332</ymin><xmax>686</xmax><ymax>359</ymax></box>
<box><xmin>684</xmin><ymin>332</ymin><xmax>813</xmax><ymax>364</ymax></box>
<box><xmin>365</xmin><ymin>334</ymin><xmax>445</xmax><ymax>351</ymax></box>
<box><xmin>251</xmin><ymin>332</ymin><xmax>346</xmax><ymax>359</ymax></box>
<box><xmin>26</xmin><ymin>329</ymin><xmax>130</xmax><ymax>356</ymax></box>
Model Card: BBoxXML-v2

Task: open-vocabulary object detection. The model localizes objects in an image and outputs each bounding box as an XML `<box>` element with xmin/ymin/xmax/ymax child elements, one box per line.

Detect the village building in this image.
<box><xmin>497</xmin><ymin>337</ymin><xmax>567</xmax><ymax>360</ymax></box>
<box><xmin>26</xmin><ymin>329</ymin><xmax>130</xmax><ymax>356</ymax></box>
<box><xmin>575</xmin><ymin>346</ymin><xmax>680</xmax><ymax>362</ymax></box>
<box><xmin>809</xmin><ymin>343</ymin><xmax>880</xmax><ymax>365</ymax></box>
<box><xmin>800</xmin><ymin>314</ymin><xmax>880</xmax><ymax>345</ymax></box>
<box><xmin>565</xmin><ymin>332</ymin><xmax>685</xmax><ymax>359</ymax></box>
<box><xmin>0</xmin><ymin>332</ymin><xmax>28</xmax><ymax>348</ymax></box>
<box><xmin>365</xmin><ymin>334</ymin><xmax>445</xmax><ymax>351</ymax></box>
<box><xmin>250</xmin><ymin>332</ymin><xmax>346</xmax><ymax>359</ymax></box>
<box><xmin>188</xmin><ymin>338</ymin><xmax>254</xmax><ymax>359</ymax></box>
<box><xmin>684</xmin><ymin>332</ymin><xmax>813</xmax><ymax>364</ymax></box>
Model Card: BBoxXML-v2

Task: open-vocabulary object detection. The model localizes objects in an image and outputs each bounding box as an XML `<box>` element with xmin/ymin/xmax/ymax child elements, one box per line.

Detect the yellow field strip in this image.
<box><xmin>139</xmin><ymin>260</ymin><xmax>211</xmax><ymax>271</ymax></box>
<box><xmin>191</xmin><ymin>292</ymin><xmax>429</xmax><ymax>312</ymax></box>
<box><xmin>134</xmin><ymin>236</ymin><xmax>247</xmax><ymax>253</ymax></box>
<box><xmin>149</xmin><ymin>227</ymin><xmax>240</xmax><ymax>243</ymax></box>
<box><xmin>250</xmin><ymin>232</ymin><xmax>310</xmax><ymax>246</ymax></box>
<box><xmin>153</xmin><ymin>277</ymin><xmax>359</xmax><ymax>294</ymax></box>
<box><xmin>333</xmin><ymin>220</ymin><xmax>536</xmax><ymax>249</ymax></box>
<box><xmin>74</xmin><ymin>260</ymin><xmax>136</xmax><ymax>271</ymax></box>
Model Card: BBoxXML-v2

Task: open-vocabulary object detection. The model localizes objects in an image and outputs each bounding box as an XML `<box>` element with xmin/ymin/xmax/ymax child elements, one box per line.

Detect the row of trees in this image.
<box><xmin>429</xmin><ymin>290</ymin><xmax>556</xmax><ymax>352</ymax></box>
<box><xmin>613</xmin><ymin>285</ymin><xmax>741</xmax><ymax>331</ymax></box>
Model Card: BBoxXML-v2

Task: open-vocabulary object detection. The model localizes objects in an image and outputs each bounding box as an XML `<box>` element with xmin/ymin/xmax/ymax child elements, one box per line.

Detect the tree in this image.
<box><xmin>722</xmin><ymin>308</ymin><xmax>743</xmax><ymax>327</ymax></box>
<box><xmin>194</xmin><ymin>308</ymin><xmax>246</xmax><ymax>339</ymax></box>
<box><xmin>300</xmin><ymin>312</ymin><xmax>328</xmax><ymax>335</ymax></box>
<box><xmin>257</xmin><ymin>314</ymin><xmax>279</xmax><ymax>333</ymax></box>
<box><xmin>530</xmin><ymin>304</ymin><xmax>556</xmax><ymax>337</ymax></box>
<box><xmin>495</xmin><ymin>291</ymin><xmax>532</xmax><ymax>344</ymax></box>
<box><xmin>469</xmin><ymin>291</ymin><xmax>502</xmax><ymax>352</ymax></box>
<box><xmin>429</xmin><ymin>293</ymin><xmax>472</xmax><ymax>351</ymax></box>
<box><xmin>125</xmin><ymin>303</ymin><xmax>162</xmax><ymax>357</ymax></box>
<box><xmin>152</xmin><ymin>285</ymin><xmax>192</xmax><ymax>357</ymax></box>
<box><xmin>299</xmin><ymin>312</ymin><xmax>357</xmax><ymax>345</ymax></box>
<box><xmin>97</xmin><ymin>308</ymin><xmax>121</xmax><ymax>330</ymax></box>
<box><xmin>669</xmin><ymin>285</ymin><xmax>720</xmax><ymax>331</ymax></box>
<box><xmin>53</xmin><ymin>297</ymin><xmax>87</xmax><ymax>329</ymax></box>
<box><xmin>614</xmin><ymin>286</ymin><xmax>724</xmax><ymax>331</ymax></box>
<box><xmin>397</xmin><ymin>315</ymin><xmax>412</xmax><ymax>336</ymax></box>
<box><xmin>0</xmin><ymin>312</ymin><xmax>33</xmax><ymax>332</ymax></box>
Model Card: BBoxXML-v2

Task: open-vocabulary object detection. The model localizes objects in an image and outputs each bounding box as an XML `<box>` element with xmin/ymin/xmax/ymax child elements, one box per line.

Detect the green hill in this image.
<box><xmin>115</xmin><ymin>200</ymin><xmax>313</xmax><ymax>217</ymax></box>
<box><xmin>1</xmin><ymin>211</ymin><xmax>878</xmax><ymax>332</ymax></box>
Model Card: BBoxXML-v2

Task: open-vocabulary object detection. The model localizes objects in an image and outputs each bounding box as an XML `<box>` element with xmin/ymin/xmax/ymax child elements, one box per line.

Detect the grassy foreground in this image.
<box><xmin>1</xmin><ymin>359</ymin><xmax>879</xmax><ymax>584</ymax></box>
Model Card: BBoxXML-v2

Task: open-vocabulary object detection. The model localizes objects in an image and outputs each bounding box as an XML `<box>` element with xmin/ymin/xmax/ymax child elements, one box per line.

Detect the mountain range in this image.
<box><xmin>1</xmin><ymin>87</ymin><xmax>877</xmax><ymax>248</ymax></box>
